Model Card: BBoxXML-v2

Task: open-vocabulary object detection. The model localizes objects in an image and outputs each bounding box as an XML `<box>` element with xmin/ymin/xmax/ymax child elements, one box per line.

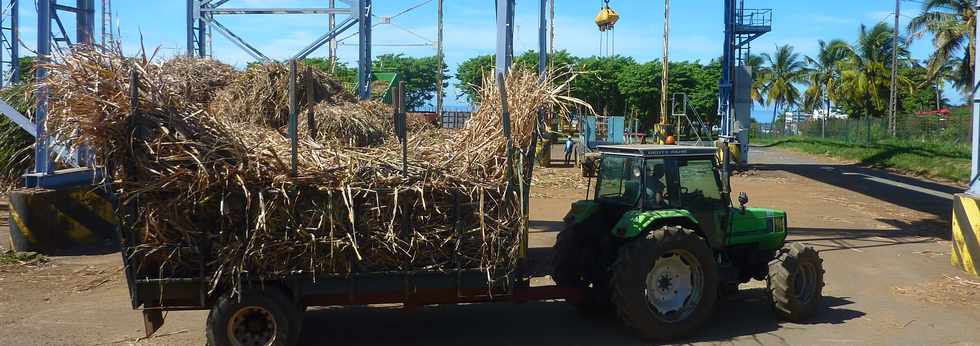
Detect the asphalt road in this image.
<box><xmin>0</xmin><ymin>146</ymin><xmax>977</xmax><ymax>345</ymax></box>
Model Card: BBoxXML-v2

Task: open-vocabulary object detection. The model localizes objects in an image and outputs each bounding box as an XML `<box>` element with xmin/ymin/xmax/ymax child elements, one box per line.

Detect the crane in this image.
<box><xmin>595</xmin><ymin>0</ymin><xmax>619</xmax><ymax>56</ymax></box>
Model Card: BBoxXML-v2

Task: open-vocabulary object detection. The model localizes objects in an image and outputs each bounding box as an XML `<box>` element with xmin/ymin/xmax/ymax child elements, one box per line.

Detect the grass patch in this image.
<box><xmin>0</xmin><ymin>250</ymin><xmax>46</xmax><ymax>265</ymax></box>
<box><xmin>751</xmin><ymin>137</ymin><xmax>970</xmax><ymax>183</ymax></box>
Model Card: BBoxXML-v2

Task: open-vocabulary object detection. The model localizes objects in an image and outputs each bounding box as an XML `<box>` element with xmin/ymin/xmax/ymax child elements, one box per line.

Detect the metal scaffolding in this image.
<box><xmin>101</xmin><ymin>0</ymin><xmax>113</xmax><ymax>47</ymax></box>
<box><xmin>0</xmin><ymin>0</ymin><xmax>18</xmax><ymax>87</ymax></box>
<box><xmin>25</xmin><ymin>0</ymin><xmax>99</xmax><ymax>188</ymax></box>
<box><xmin>186</xmin><ymin>0</ymin><xmax>373</xmax><ymax>100</ymax></box>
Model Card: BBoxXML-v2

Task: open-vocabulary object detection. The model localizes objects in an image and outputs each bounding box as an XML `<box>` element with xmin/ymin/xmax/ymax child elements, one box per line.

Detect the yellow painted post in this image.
<box><xmin>952</xmin><ymin>194</ymin><xmax>980</xmax><ymax>277</ymax></box>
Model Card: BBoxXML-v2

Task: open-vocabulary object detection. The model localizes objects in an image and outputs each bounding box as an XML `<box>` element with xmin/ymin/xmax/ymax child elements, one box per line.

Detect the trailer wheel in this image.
<box><xmin>206</xmin><ymin>289</ymin><xmax>297</xmax><ymax>346</ymax></box>
<box><xmin>551</xmin><ymin>223</ymin><xmax>611</xmax><ymax>314</ymax></box>
<box><xmin>768</xmin><ymin>243</ymin><xmax>824</xmax><ymax>322</ymax></box>
<box><xmin>610</xmin><ymin>226</ymin><xmax>718</xmax><ymax>341</ymax></box>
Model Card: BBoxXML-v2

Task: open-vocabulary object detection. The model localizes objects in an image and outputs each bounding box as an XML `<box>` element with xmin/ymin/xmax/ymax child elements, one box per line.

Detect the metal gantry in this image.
<box><xmin>25</xmin><ymin>0</ymin><xmax>100</xmax><ymax>188</ymax></box>
<box><xmin>187</xmin><ymin>0</ymin><xmax>373</xmax><ymax>100</ymax></box>
<box><xmin>719</xmin><ymin>0</ymin><xmax>771</xmax><ymax>166</ymax></box>
<box><xmin>0</xmin><ymin>0</ymin><xmax>18</xmax><ymax>87</ymax></box>
<box><xmin>969</xmin><ymin>0</ymin><xmax>980</xmax><ymax>194</ymax></box>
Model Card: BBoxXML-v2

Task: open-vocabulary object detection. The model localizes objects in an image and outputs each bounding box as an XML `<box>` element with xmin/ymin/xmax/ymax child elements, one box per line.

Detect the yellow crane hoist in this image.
<box><xmin>595</xmin><ymin>0</ymin><xmax>620</xmax><ymax>32</ymax></box>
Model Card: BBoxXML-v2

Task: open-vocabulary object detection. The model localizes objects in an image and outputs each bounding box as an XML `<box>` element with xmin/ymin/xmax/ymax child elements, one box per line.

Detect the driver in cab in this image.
<box><xmin>646</xmin><ymin>163</ymin><xmax>667</xmax><ymax>207</ymax></box>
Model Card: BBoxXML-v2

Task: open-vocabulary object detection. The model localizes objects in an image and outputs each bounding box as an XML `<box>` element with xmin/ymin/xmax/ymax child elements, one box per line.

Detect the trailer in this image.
<box><xmin>120</xmin><ymin>220</ymin><xmax>584</xmax><ymax>345</ymax></box>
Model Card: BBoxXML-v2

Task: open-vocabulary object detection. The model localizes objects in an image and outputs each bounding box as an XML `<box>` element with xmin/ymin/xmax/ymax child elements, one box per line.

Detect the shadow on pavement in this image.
<box><xmin>295</xmin><ymin>289</ymin><xmax>862</xmax><ymax>346</ymax></box>
<box><xmin>752</xmin><ymin>162</ymin><xmax>958</xmax><ymax>221</ymax></box>
<box><xmin>689</xmin><ymin>290</ymin><xmax>863</xmax><ymax>344</ymax></box>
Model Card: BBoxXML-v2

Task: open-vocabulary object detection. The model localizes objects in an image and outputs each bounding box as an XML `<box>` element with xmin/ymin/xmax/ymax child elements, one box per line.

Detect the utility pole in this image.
<box><xmin>329</xmin><ymin>0</ymin><xmax>337</xmax><ymax>66</ymax></box>
<box><xmin>660</xmin><ymin>0</ymin><xmax>670</xmax><ymax>129</ymax></box>
<box><xmin>549</xmin><ymin>0</ymin><xmax>555</xmax><ymax>64</ymax></box>
<box><xmin>888</xmin><ymin>0</ymin><xmax>900</xmax><ymax>137</ymax></box>
<box><xmin>436</xmin><ymin>0</ymin><xmax>444</xmax><ymax>121</ymax></box>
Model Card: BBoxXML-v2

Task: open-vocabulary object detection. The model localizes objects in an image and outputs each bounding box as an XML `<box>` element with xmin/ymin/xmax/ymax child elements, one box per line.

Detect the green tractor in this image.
<box><xmin>554</xmin><ymin>144</ymin><xmax>824</xmax><ymax>341</ymax></box>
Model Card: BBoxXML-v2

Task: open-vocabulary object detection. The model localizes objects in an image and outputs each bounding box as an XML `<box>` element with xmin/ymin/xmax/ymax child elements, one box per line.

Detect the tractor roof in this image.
<box><xmin>596</xmin><ymin>144</ymin><xmax>717</xmax><ymax>158</ymax></box>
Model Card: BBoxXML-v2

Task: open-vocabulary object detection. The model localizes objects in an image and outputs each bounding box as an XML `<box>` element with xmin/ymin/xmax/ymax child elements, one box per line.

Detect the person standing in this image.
<box><xmin>564</xmin><ymin>136</ymin><xmax>575</xmax><ymax>165</ymax></box>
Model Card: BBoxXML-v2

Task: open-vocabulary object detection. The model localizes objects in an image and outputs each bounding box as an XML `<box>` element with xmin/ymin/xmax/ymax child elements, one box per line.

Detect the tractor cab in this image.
<box><xmin>588</xmin><ymin>144</ymin><xmax>731</xmax><ymax>247</ymax></box>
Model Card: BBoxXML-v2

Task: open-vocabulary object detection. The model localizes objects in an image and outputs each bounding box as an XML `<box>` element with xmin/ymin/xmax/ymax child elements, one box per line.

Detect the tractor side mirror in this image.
<box><xmin>738</xmin><ymin>192</ymin><xmax>749</xmax><ymax>212</ymax></box>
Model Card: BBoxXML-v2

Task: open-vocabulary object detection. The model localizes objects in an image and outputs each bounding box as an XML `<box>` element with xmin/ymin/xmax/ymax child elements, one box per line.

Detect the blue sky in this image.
<box><xmin>16</xmin><ymin>0</ymin><xmax>954</xmax><ymax>117</ymax></box>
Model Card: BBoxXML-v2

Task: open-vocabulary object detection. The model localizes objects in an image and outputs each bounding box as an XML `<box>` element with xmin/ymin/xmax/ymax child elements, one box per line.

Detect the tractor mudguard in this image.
<box><xmin>610</xmin><ymin>209</ymin><xmax>699</xmax><ymax>239</ymax></box>
<box><xmin>728</xmin><ymin>207</ymin><xmax>788</xmax><ymax>250</ymax></box>
<box><xmin>565</xmin><ymin>200</ymin><xmax>600</xmax><ymax>226</ymax></box>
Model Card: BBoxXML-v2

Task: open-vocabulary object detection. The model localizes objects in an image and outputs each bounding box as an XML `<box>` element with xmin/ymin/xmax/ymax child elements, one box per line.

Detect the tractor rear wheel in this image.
<box><xmin>552</xmin><ymin>223</ymin><xmax>612</xmax><ymax>314</ymax></box>
<box><xmin>768</xmin><ymin>243</ymin><xmax>825</xmax><ymax>322</ymax></box>
<box><xmin>610</xmin><ymin>226</ymin><xmax>718</xmax><ymax>341</ymax></box>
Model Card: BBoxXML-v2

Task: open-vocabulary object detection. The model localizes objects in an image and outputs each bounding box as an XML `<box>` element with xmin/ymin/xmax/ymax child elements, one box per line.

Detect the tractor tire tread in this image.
<box><xmin>767</xmin><ymin>242</ymin><xmax>825</xmax><ymax>323</ymax></box>
<box><xmin>610</xmin><ymin>225</ymin><xmax>718</xmax><ymax>341</ymax></box>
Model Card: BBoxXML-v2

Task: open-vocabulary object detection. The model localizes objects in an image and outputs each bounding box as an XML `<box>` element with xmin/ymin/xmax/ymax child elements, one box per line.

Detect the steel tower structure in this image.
<box><xmin>186</xmin><ymin>0</ymin><xmax>373</xmax><ymax>100</ymax></box>
<box><xmin>719</xmin><ymin>0</ymin><xmax>770</xmax><ymax>166</ymax></box>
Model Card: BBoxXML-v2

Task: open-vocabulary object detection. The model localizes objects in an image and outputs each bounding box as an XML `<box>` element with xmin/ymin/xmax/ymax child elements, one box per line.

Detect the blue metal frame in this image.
<box><xmin>27</xmin><ymin>0</ymin><xmax>96</xmax><ymax>189</ymax></box>
<box><xmin>969</xmin><ymin>0</ymin><xmax>980</xmax><ymax>194</ymax></box>
<box><xmin>186</xmin><ymin>0</ymin><xmax>372</xmax><ymax>101</ymax></box>
<box><xmin>719</xmin><ymin>1</ymin><xmax>770</xmax><ymax>139</ymax></box>
<box><xmin>0</xmin><ymin>0</ymin><xmax>19</xmax><ymax>86</ymax></box>
<box><xmin>357</xmin><ymin>0</ymin><xmax>372</xmax><ymax>100</ymax></box>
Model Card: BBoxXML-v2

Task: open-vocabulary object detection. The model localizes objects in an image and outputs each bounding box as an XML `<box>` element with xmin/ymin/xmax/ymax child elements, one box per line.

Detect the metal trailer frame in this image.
<box><xmin>186</xmin><ymin>0</ymin><xmax>373</xmax><ymax>101</ymax></box>
<box><xmin>123</xmin><ymin>0</ymin><xmax>561</xmax><ymax>338</ymax></box>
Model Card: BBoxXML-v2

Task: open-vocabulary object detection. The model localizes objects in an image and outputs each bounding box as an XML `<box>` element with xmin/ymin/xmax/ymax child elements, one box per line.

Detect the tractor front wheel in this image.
<box><xmin>767</xmin><ymin>243</ymin><xmax>825</xmax><ymax>322</ymax></box>
<box><xmin>610</xmin><ymin>226</ymin><xmax>719</xmax><ymax>341</ymax></box>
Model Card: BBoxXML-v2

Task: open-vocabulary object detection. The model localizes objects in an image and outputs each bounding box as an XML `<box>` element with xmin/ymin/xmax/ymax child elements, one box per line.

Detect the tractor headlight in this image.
<box><xmin>773</xmin><ymin>216</ymin><xmax>786</xmax><ymax>233</ymax></box>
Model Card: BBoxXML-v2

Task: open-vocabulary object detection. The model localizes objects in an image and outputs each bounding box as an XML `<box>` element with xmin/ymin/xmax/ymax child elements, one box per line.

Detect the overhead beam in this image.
<box><xmin>206</xmin><ymin>17</ymin><xmax>270</xmax><ymax>61</ymax></box>
<box><xmin>294</xmin><ymin>16</ymin><xmax>357</xmax><ymax>60</ymax></box>
<box><xmin>204</xmin><ymin>8</ymin><xmax>351</xmax><ymax>15</ymax></box>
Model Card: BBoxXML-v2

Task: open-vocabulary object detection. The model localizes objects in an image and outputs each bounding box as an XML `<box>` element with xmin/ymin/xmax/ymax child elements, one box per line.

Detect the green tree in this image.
<box><xmin>908</xmin><ymin>0</ymin><xmax>976</xmax><ymax>93</ymax></box>
<box><xmin>746</xmin><ymin>54</ymin><xmax>768</xmax><ymax>106</ymax></box>
<box><xmin>760</xmin><ymin>45</ymin><xmax>807</xmax><ymax>134</ymax></box>
<box><xmin>573</xmin><ymin>55</ymin><xmax>636</xmax><ymax>117</ymax></box>
<box><xmin>455</xmin><ymin>50</ymin><xmax>577</xmax><ymax>102</ymax></box>
<box><xmin>838</xmin><ymin>23</ymin><xmax>907</xmax><ymax>120</ymax></box>
<box><xmin>373</xmin><ymin>54</ymin><xmax>447</xmax><ymax>109</ymax></box>
<box><xmin>302</xmin><ymin>58</ymin><xmax>357</xmax><ymax>85</ymax></box>
<box><xmin>803</xmin><ymin>39</ymin><xmax>849</xmax><ymax>136</ymax></box>
<box><xmin>898</xmin><ymin>61</ymin><xmax>941</xmax><ymax>113</ymax></box>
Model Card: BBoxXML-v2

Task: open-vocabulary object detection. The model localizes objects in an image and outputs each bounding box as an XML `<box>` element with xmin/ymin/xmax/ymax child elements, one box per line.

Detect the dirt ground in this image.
<box><xmin>1</xmin><ymin>146</ymin><xmax>979</xmax><ymax>345</ymax></box>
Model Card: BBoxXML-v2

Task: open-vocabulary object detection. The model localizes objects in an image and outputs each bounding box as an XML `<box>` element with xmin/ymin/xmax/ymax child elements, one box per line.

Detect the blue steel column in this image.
<box><xmin>198</xmin><ymin>4</ymin><xmax>207</xmax><ymax>57</ymax></box>
<box><xmin>11</xmin><ymin>0</ymin><xmax>18</xmax><ymax>83</ymax></box>
<box><xmin>35</xmin><ymin>0</ymin><xmax>51</xmax><ymax>174</ymax></box>
<box><xmin>719</xmin><ymin>0</ymin><xmax>735</xmax><ymax>138</ymax></box>
<box><xmin>75</xmin><ymin>0</ymin><xmax>94</xmax><ymax>44</ymax></box>
<box><xmin>357</xmin><ymin>0</ymin><xmax>371</xmax><ymax>100</ymax></box>
<box><xmin>495</xmin><ymin>0</ymin><xmax>514</xmax><ymax>75</ymax></box>
<box><xmin>538</xmin><ymin>0</ymin><xmax>546</xmax><ymax>77</ymax></box>
<box><xmin>186</xmin><ymin>0</ymin><xmax>194</xmax><ymax>56</ymax></box>
<box><xmin>969</xmin><ymin>0</ymin><xmax>980</xmax><ymax>194</ymax></box>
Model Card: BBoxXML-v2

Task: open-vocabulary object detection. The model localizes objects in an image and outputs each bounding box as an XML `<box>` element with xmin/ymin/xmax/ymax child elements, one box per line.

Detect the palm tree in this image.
<box><xmin>839</xmin><ymin>23</ymin><xmax>909</xmax><ymax>143</ymax></box>
<box><xmin>746</xmin><ymin>54</ymin><xmax>769</xmax><ymax>106</ymax></box>
<box><xmin>803</xmin><ymin>39</ymin><xmax>849</xmax><ymax>137</ymax></box>
<box><xmin>761</xmin><ymin>45</ymin><xmax>807</xmax><ymax>135</ymax></box>
<box><xmin>908</xmin><ymin>0</ymin><xmax>976</xmax><ymax>94</ymax></box>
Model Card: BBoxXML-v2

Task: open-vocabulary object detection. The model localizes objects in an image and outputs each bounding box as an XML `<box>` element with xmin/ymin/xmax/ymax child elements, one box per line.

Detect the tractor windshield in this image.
<box><xmin>596</xmin><ymin>155</ymin><xmax>642</xmax><ymax>206</ymax></box>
